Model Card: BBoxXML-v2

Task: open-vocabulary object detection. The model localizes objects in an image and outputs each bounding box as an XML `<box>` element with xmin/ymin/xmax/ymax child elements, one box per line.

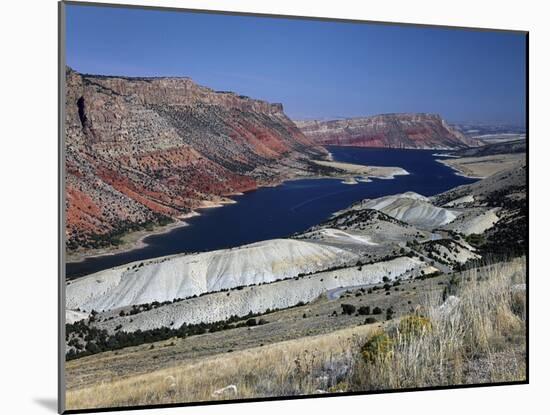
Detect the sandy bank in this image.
<box><xmin>312</xmin><ymin>159</ymin><xmax>409</xmax><ymax>179</ymax></box>
<box><xmin>437</xmin><ymin>153</ymin><xmax>525</xmax><ymax>179</ymax></box>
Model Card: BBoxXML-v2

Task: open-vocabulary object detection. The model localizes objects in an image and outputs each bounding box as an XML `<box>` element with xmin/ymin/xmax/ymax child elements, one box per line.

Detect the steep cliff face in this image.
<box><xmin>295</xmin><ymin>114</ymin><xmax>481</xmax><ymax>149</ymax></box>
<box><xmin>65</xmin><ymin>68</ymin><xmax>326</xmax><ymax>251</ymax></box>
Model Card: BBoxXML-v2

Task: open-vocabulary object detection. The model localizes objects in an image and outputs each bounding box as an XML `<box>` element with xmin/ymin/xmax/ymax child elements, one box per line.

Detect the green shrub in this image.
<box><xmin>398</xmin><ymin>314</ymin><xmax>432</xmax><ymax>337</ymax></box>
<box><xmin>358</xmin><ymin>306</ymin><xmax>371</xmax><ymax>315</ymax></box>
<box><xmin>341</xmin><ymin>304</ymin><xmax>356</xmax><ymax>315</ymax></box>
<box><xmin>465</xmin><ymin>233</ymin><xmax>485</xmax><ymax>247</ymax></box>
<box><xmin>361</xmin><ymin>331</ymin><xmax>393</xmax><ymax>363</ymax></box>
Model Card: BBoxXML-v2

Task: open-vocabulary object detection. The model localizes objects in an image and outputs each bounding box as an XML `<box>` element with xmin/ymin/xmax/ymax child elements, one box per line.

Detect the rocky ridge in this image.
<box><xmin>295</xmin><ymin>113</ymin><xmax>481</xmax><ymax>149</ymax></box>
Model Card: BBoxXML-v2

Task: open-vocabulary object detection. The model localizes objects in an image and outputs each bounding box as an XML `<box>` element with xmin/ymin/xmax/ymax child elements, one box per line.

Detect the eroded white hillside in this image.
<box><xmin>66</xmin><ymin>309</ymin><xmax>89</xmax><ymax>324</ymax></box>
<box><xmin>443</xmin><ymin>195</ymin><xmax>474</xmax><ymax>207</ymax></box>
<box><xmin>341</xmin><ymin>192</ymin><xmax>457</xmax><ymax>229</ymax></box>
<box><xmin>66</xmin><ymin>239</ymin><xmax>359</xmax><ymax>312</ymax></box>
<box><xmin>93</xmin><ymin>257</ymin><xmax>435</xmax><ymax>331</ymax></box>
<box><xmin>446</xmin><ymin>208</ymin><xmax>500</xmax><ymax>235</ymax></box>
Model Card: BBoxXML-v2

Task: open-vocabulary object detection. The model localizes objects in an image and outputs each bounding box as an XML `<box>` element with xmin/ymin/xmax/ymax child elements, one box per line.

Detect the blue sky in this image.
<box><xmin>66</xmin><ymin>4</ymin><xmax>526</xmax><ymax>125</ymax></box>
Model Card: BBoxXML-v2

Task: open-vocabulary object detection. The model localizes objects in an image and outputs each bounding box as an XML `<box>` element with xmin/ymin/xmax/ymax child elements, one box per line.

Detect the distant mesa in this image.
<box><xmin>295</xmin><ymin>113</ymin><xmax>482</xmax><ymax>149</ymax></box>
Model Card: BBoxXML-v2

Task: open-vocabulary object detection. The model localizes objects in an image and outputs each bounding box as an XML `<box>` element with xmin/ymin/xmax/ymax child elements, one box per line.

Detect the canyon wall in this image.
<box><xmin>65</xmin><ymin>68</ymin><xmax>326</xmax><ymax>251</ymax></box>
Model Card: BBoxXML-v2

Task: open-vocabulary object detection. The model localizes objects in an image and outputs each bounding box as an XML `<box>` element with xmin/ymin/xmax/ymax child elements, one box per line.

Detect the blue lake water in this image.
<box><xmin>66</xmin><ymin>147</ymin><xmax>476</xmax><ymax>278</ymax></box>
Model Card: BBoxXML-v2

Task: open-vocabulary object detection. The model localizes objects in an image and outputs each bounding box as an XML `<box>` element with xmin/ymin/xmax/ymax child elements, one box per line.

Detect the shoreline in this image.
<box><xmin>66</xmin><ymin>215</ymin><xmax>194</xmax><ymax>264</ymax></box>
<box><xmin>435</xmin><ymin>158</ymin><xmax>486</xmax><ymax>179</ymax></box>
<box><xmin>431</xmin><ymin>153</ymin><xmax>460</xmax><ymax>158</ymax></box>
<box><xmin>66</xmin><ymin>160</ymin><xmax>409</xmax><ymax>266</ymax></box>
<box><xmin>324</xmin><ymin>144</ymin><xmax>458</xmax><ymax>151</ymax></box>
<box><xmin>66</xmin><ymin>196</ymin><xmax>244</xmax><ymax>264</ymax></box>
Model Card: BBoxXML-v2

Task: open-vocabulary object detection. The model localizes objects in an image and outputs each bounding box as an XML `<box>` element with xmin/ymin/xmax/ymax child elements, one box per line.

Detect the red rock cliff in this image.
<box><xmin>65</xmin><ymin>68</ymin><xmax>326</xmax><ymax>251</ymax></box>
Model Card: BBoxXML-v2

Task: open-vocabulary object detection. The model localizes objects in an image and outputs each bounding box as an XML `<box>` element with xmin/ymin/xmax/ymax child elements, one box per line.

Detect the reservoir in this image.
<box><xmin>66</xmin><ymin>147</ymin><xmax>476</xmax><ymax>278</ymax></box>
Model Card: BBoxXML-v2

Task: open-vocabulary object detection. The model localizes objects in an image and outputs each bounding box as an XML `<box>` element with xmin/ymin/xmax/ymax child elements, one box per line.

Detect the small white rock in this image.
<box><xmin>212</xmin><ymin>384</ymin><xmax>238</xmax><ymax>397</ymax></box>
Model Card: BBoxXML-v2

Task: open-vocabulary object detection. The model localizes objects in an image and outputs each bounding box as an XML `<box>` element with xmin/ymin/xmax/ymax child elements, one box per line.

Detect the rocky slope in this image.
<box><xmin>65</xmin><ymin>68</ymin><xmax>327</xmax><ymax>251</ymax></box>
<box><xmin>295</xmin><ymin>113</ymin><xmax>481</xmax><ymax>149</ymax></box>
<box><xmin>446</xmin><ymin>139</ymin><xmax>526</xmax><ymax>157</ymax></box>
<box><xmin>433</xmin><ymin>161</ymin><xmax>526</xmax><ymax>206</ymax></box>
<box><xmin>433</xmin><ymin>161</ymin><xmax>527</xmax><ymax>256</ymax></box>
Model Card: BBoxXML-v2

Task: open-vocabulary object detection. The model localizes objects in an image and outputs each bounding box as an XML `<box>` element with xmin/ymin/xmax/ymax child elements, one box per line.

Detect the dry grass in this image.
<box><xmin>66</xmin><ymin>324</ymin><xmax>377</xmax><ymax>410</ymax></box>
<box><xmin>66</xmin><ymin>258</ymin><xmax>526</xmax><ymax>410</ymax></box>
<box><xmin>349</xmin><ymin>257</ymin><xmax>526</xmax><ymax>390</ymax></box>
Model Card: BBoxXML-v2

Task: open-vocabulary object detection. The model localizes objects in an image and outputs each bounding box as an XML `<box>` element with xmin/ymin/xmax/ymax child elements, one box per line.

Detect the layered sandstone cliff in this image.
<box><xmin>295</xmin><ymin>113</ymin><xmax>481</xmax><ymax>149</ymax></box>
<box><xmin>65</xmin><ymin>68</ymin><xmax>326</xmax><ymax>251</ymax></box>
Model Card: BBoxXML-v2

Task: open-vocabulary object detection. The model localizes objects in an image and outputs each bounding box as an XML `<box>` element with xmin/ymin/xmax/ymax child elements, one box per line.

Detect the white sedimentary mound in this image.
<box><xmin>315</xmin><ymin>228</ymin><xmax>378</xmax><ymax>245</ymax></box>
<box><xmin>95</xmin><ymin>257</ymin><xmax>433</xmax><ymax>331</ymax></box>
<box><xmin>432</xmin><ymin>241</ymin><xmax>480</xmax><ymax>264</ymax></box>
<box><xmin>66</xmin><ymin>239</ymin><xmax>359</xmax><ymax>312</ymax></box>
<box><xmin>443</xmin><ymin>195</ymin><xmax>474</xmax><ymax>207</ymax></box>
<box><xmin>343</xmin><ymin>192</ymin><xmax>457</xmax><ymax>229</ymax></box>
<box><xmin>66</xmin><ymin>309</ymin><xmax>89</xmax><ymax>324</ymax></box>
<box><xmin>448</xmin><ymin>208</ymin><xmax>500</xmax><ymax>235</ymax></box>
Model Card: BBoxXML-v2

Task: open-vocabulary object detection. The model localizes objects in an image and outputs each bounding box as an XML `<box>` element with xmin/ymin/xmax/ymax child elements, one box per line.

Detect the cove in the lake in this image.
<box><xmin>66</xmin><ymin>147</ymin><xmax>477</xmax><ymax>278</ymax></box>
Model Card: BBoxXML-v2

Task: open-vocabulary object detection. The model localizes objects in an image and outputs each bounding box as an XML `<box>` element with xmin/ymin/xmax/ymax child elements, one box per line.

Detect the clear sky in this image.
<box><xmin>66</xmin><ymin>4</ymin><xmax>526</xmax><ymax>125</ymax></box>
